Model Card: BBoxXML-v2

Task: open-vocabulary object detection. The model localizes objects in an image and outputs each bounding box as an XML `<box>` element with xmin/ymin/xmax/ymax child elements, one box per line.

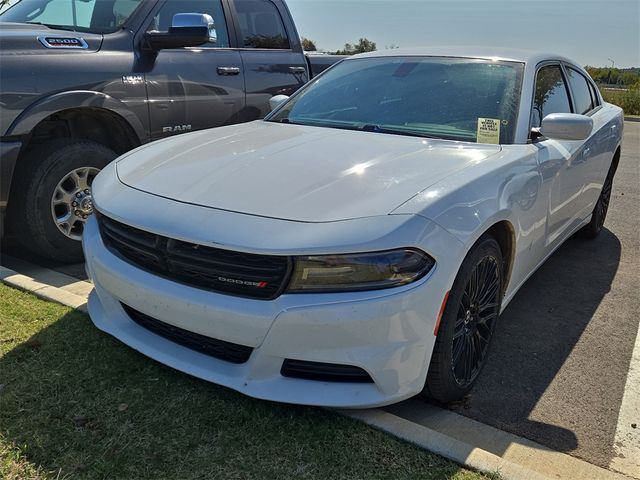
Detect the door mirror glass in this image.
<box><xmin>539</xmin><ymin>113</ymin><xmax>593</xmax><ymax>141</ymax></box>
<box><xmin>269</xmin><ymin>95</ymin><xmax>290</xmax><ymax>111</ymax></box>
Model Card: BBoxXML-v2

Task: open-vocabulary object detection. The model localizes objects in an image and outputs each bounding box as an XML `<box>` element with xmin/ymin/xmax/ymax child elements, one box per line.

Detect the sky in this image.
<box><xmin>286</xmin><ymin>0</ymin><xmax>640</xmax><ymax>68</ymax></box>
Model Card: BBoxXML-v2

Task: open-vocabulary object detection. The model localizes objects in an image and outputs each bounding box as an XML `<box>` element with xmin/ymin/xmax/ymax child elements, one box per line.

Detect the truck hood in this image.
<box><xmin>116</xmin><ymin>121</ymin><xmax>501</xmax><ymax>223</ymax></box>
<box><xmin>0</xmin><ymin>23</ymin><xmax>103</xmax><ymax>53</ymax></box>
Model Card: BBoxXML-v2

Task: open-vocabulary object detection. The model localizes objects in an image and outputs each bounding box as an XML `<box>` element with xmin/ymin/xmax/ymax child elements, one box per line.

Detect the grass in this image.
<box><xmin>0</xmin><ymin>284</ymin><xmax>488</xmax><ymax>480</ymax></box>
<box><xmin>600</xmin><ymin>87</ymin><xmax>640</xmax><ymax>115</ymax></box>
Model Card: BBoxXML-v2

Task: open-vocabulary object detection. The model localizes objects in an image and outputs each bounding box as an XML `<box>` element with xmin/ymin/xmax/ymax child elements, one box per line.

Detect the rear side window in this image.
<box><xmin>588</xmin><ymin>81</ymin><xmax>601</xmax><ymax>107</ymax></box>
<box><xmin>531</xmin><ymin>65</ymin><xmax>571</xmax><ymax>128</ymax></box>
<box><xmin>235</xmin><ymin>0</ymin><xmax>290</xmax><ymax>49</ymax></box>
<box><xmin>566</xmin><ymin>67</ymin><xmax>595</xmax><ymax>114</ymax></box>
<box><xmin>149</xmin><ymin>0</ymin><xmax>230</xmax><ymax>48</ymax></box>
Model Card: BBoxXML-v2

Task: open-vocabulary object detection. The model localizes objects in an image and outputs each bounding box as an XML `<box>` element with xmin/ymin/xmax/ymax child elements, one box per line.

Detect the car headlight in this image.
<box><xmin>287</xmin><ymin>249</ymin><xmax>435</xmax><ymax>293</ymax></box>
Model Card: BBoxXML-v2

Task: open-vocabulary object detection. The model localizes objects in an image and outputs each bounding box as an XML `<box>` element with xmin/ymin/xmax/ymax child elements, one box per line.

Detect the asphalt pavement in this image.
<box><xmin>2</xmin><ymin>122</ymin><xmax>639</xmax><ymax>474</ymax></box>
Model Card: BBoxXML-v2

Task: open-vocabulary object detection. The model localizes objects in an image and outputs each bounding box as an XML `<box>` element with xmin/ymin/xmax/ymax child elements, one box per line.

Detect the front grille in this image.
<box><xmin>122</xmin><ymin>303</ymin><xmax>253</xmax><ymax>364</ymax></box>
<box><xmin>281</xmin><ymin>359</ymin><xmax>374</xmax><ymax>383</ymax></box>
<box><xmin>97</xmin><ymin>213</ymin><xmax>292</xmax><ymax>300</ymax></box>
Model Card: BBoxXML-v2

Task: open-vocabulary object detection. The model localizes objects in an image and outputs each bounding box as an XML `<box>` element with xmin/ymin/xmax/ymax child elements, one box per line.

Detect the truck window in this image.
<box><xmin>149</xmin><ymin>0</ymin><xmax>230</xmax><ymax>48</ymax></box>
<box><xmin>235</xmin><ymin>0</ymin><xmax>290</xmax><ymax>49</ymax></box>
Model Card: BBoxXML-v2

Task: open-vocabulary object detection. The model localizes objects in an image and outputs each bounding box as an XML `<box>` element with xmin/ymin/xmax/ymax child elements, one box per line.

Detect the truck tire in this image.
<box><xmin>9</xmin><ymin>139</ymin><xmax>117</xmax><ymax>263</ymax></box>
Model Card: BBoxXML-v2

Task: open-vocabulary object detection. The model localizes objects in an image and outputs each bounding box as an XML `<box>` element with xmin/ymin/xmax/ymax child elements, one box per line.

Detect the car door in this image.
<box><xmin>531</xmin><ymin>63</ymin><xmax>591</xmax><ymax>249</ymax></box>
<box><xmin>564</xmin><ymin>65</ymin><xmax>612</xmax><ymax>210</ymax></box>
<box><xmin>143</xmin><ymin>0</ymin><xmax>246</xmax><ymax>140</ymax></box>
<box><xmin>227</xmin><ymin>0</ymin><xmax>309</xmax><ymax>121</ymax></box>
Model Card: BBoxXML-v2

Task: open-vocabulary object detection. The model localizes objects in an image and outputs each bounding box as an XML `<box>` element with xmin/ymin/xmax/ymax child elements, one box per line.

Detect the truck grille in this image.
<box><xmin>122</xmin><ymin>303</ymin><xmax>253</xmax><ymax>364</ymax></box>
<box><xmin>96</xmin><ymin>213</ymin><xmax>292</xmax><ymax>300</ymax></box>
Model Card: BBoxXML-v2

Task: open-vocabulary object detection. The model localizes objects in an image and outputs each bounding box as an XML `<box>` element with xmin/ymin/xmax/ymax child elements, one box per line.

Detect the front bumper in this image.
<box><xmin>84</xmin><ymin>214</ymin><xmax>461</xmax><ymax>408</ymax></box>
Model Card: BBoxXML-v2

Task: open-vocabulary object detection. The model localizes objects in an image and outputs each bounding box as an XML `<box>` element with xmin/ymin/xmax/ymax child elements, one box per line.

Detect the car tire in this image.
<box><xmin>423</xmin><ymin>235</ymin><xmax>503</xmax><ymax>403</ymax></box>
<box><xmin>580</xmin><ymin>165</ymin><xmax>615</xmax><ymax>239</ymax></box>
<box><xmin>9</xmin><ymin>139</ymin><xmax>117</xmax><ymax>263</ymax></box>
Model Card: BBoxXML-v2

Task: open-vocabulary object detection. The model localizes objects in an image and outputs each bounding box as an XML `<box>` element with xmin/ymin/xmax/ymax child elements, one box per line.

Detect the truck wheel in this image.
<box><xmin>423</xmin><ymin>235</ymin><xmax>503</xmax><ymax>403</ymax></box>
<box><xmin>9</xmin><ymin>139</ymin><xmax>117</xmax><ymax>263</ymax></box>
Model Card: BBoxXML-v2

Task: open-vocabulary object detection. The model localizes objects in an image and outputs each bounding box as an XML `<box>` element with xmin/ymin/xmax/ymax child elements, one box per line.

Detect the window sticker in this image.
<box><xmin>477</xmin><ymin>118</ymin><xmax>501</xmax><ymax>144</ymax></box>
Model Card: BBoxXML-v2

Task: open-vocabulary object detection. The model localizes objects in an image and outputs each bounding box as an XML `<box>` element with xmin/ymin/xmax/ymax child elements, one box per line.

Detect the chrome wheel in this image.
<box><xmin>452</xmin><ymin>255</ymin><xmax>501</xmax><ymax>387</ymax></box>
<box><xmin>50</xmin><ymin>166</ymin><xmax>100</xmax><ymax>240</ymax></box>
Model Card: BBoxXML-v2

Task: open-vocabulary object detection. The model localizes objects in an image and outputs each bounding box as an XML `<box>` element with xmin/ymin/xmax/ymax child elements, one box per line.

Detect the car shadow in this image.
<box><xmin>389</xmin><ymin>227</ymin><xmax>629</xmax><ymax>466</ymax></box>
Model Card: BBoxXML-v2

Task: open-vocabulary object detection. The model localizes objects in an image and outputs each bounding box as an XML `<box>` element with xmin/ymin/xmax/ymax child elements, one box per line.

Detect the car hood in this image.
<box><xmin>0</xmin><ymin>23</ymin><xmax>103</xmax><ymax>53</ymax></box>
<box><xmin>116</xmin><ymin>121</ymin><xmax>501</xmax><ymax>223</ymax></box>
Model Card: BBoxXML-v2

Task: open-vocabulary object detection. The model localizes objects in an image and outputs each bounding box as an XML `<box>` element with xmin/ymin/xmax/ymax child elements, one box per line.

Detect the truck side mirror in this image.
<box><xmin>144</xmin><ymin>13</ymin><xmax>215</xmax><ymax>51</ymax></box>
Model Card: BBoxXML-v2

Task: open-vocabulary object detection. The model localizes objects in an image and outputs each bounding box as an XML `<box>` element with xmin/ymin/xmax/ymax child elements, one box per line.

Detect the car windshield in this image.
<box><xmin>269</xmin><ymin>56</ymin><xmax>525</xmax><ymax>144</ymax></box>
<box><xmin>0</xmin><ymin>0</ymin><xmax>143</xmax><ymax>34</ymax></box>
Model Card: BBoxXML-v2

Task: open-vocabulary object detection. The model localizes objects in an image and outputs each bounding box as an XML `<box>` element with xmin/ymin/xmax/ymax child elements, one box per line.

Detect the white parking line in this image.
<box><xmin>609</xmin><ymin>316</ymin><xmax>640</xmax><ymax>477</ymax></box>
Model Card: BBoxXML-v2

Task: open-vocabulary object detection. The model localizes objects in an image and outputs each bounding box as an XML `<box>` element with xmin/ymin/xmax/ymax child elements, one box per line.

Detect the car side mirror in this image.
<box><xmin>538</xmin><ymin>113</ymin><xmax>593</xmax><ymax>141</ymax></box>
<box><xmin>269</xmin><ymin>95</ymin><xmax>290</xmax><ymax>111</ymax></box>
<box><xmin>144</xmin><ymin>13</ymin><xmax>215</xmax><ymax>51</ymax></box>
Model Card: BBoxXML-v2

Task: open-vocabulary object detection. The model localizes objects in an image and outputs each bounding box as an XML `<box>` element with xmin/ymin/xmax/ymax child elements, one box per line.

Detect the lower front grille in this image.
<box><xmin>122</xmin><ymin>303</ymin><xmax>253</xmax><ymax>364</ymax></box>
<box><xmin>281</xmin><ymin>359</ymin><xmax>374</xmax><ymax>383</ymax></box>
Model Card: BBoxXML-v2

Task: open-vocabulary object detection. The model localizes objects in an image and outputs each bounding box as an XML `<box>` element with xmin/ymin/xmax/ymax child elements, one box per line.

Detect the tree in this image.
<box><xmin>301</xmin><ymin>37</ymin><xmax>317</xmax><ymax>52</ymax></box>
<box><xmin>334</xmin><ymin>38</ymin><xmax>377</xmax><ymax>55</ymax></box>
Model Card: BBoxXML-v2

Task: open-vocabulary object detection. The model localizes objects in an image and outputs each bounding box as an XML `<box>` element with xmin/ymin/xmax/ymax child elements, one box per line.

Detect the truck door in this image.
<box><xmin>143</xmin><ymin>0</ymin><xmax>245</xmax><ymax>140</ymax></box>
<box><xmin>227</xmin><ymin>0</ymin><xmax>309</xmax><ymax>121</ymax></box>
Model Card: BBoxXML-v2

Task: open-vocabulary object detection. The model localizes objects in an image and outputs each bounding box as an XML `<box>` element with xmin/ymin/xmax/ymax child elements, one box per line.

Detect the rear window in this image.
<box><xmin>234</xmin><ymin>0</ymin><xmax>289</xmax><ymax>49</ymax></box>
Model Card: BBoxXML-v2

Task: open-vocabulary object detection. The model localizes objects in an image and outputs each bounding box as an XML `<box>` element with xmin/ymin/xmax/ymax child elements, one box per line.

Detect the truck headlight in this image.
<box><xmin>287</xmin><ymin>249</ymin><xmax>435</xmax><ymax>293</ymax></box>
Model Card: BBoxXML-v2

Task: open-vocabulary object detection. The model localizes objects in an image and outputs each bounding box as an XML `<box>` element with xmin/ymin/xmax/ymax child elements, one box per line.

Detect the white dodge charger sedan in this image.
<box><xmin>84</xmin><ymin>47</ymin><xmax>623</xmax><ymax>408</ymax></box>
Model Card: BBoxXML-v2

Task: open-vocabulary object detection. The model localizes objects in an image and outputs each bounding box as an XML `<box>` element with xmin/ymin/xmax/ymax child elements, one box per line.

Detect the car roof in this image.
<box><xmin>350</xmin><ymin>46</ymin><xmax>578</xmax><ymax>67</ymax></box>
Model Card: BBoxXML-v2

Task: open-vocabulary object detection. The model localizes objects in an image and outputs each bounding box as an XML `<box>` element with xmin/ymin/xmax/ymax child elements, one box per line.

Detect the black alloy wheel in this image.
<box><xmin>581</xmin><ymin>165</ymin><xmax>616</xmax><ymax>239</ymax></box>
<box><xmin>451</xmin><ymin>255</ymin><xmax>501</xmax><ymax>387</ymax></box>
<box><xmin>424</xmin><ymin>235</ymin><xmax>503</xmax><ymax>403</ymax></box>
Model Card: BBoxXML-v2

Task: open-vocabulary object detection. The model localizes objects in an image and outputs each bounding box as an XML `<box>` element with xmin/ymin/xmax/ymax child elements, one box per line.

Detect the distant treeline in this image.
<box><xmin>585</xmin><ymin>67</ymin><xmax>639</xmax><ymax>87</ymax></box>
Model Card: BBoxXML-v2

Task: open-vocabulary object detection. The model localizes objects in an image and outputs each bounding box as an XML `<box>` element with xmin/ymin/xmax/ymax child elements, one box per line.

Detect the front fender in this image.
<box><xmin>5</xmin><ymin>90</ymin><xmax>146</xmax><ymax>142</ymax></box>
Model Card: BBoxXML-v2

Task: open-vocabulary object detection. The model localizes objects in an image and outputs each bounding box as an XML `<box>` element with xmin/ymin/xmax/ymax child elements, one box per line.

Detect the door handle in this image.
<box><xmin>217</xmin><ymin>66</ymin><xmax>241</xmax><ymax>76</ymax></box>
<box><xmin>582</xmin><ymin>147</ymin><xmax>591</xmax><ymax>158</ymax></box>
<box><xmin>289</xmin><ymin>66</ymin><xmax>306</xmax><ymax>74</ymax></box>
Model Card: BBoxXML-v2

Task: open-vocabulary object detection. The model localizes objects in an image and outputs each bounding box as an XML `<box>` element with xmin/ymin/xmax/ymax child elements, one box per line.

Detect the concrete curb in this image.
<box><xmin>0</xmin><ymin>265</ymin><xmax>89</xmax><ymax>312</ymax></box>
<box><xmin>343</xmin><ymin>405</ymin><xmax>633</xmax><ymax>480</ymax></box>
<box><xmin>624</xmin><ymin>116</ymin><xmax>640</xmax><ymax>122</ymax></box>
<box><xmin>0</xmin><ymin>263</ymin><xmax>635</xmax><ymax>480</ymax></box>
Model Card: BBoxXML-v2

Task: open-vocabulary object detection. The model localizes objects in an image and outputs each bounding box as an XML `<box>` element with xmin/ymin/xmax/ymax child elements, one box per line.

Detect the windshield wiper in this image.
<box><xmin>25</xmin><ymin>21</ymin><xmax>78</xmax><ymax>32</ymax></box>
<box><xmin>358</xmin><ymin>124</ymin><xmax>443</xmax><ymax>139</ymax></box>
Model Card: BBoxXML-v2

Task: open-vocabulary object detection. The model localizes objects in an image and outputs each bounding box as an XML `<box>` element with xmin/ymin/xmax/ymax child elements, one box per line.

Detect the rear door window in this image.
<box><xmin>566</xmin><ymin>67</ymin><xmax>595</xmax><ymax>114</ymax></box>
<box><xmin>234</xmin><ymin>0</ymin><xmax>290</xmax><ymax>49</ymax></box>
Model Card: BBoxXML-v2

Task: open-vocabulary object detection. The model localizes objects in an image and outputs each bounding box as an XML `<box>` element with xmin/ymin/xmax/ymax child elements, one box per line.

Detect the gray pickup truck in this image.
<box><xmin>0</xmin><ymin>0</ymin><xmax>341</xmax><ymax>262</ymax></box>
